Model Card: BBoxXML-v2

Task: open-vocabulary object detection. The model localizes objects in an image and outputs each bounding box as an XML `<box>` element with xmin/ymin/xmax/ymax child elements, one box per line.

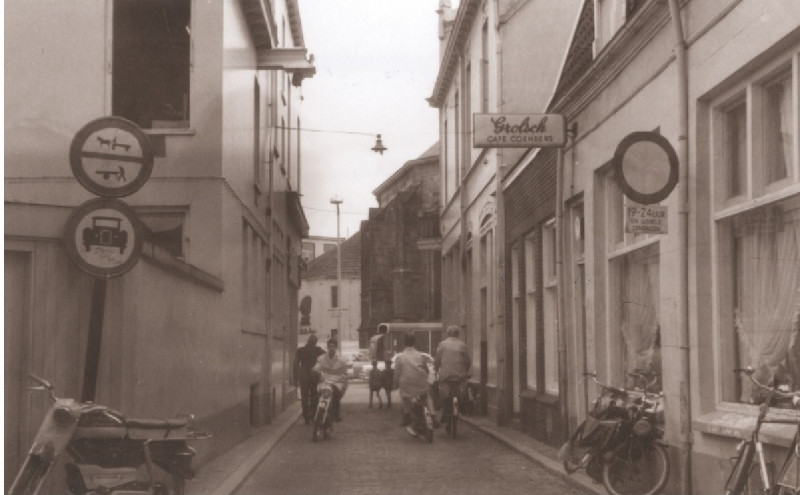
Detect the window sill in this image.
<box><xmin>144</xmin><ymin>128</ymin><xmax>196</xmax><ymax>136</ymax></box>
<box><xmin>694</xmin><ymin>403</ymin><xmax>799</xmax><ymax>447</ymax></box>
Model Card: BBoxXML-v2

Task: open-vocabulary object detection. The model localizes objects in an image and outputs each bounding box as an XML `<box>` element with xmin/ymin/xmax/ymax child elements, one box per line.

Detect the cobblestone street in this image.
<box><xmin>234</xmin><ymin>382</ymin><xmax>592</xmax><ymax>495</ymax></box>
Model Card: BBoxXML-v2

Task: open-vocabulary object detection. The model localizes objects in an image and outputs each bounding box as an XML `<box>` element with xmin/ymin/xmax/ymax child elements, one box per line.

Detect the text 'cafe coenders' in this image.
<box><xmin>473</xmin><ymin>113</ymin><xmax>567</xmax><ymax>148</ymax></box>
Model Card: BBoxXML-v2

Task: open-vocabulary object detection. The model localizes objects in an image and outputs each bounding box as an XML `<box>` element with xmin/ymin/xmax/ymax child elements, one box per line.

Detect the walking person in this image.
<box><xmin>381</xmin><ymin>359</ymin><xmax>394</xmax><ymax>409</ymax></box>
<box><xmin>294</xmin><ymin>334</ymin><xmax>325</xmax><ymax>424</ymax></box>
<box><xmin>368</xmin><ymin>361</ymin><xmax>383</xmax><ymax>408</ymax></box>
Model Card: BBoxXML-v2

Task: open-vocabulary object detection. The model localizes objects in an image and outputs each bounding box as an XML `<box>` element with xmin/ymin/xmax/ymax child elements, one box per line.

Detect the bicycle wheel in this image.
<box><xmin>725</xmin><ymin>441</ymin><xmax>756</xmax><ymax>495</ymax></box>
<box><xmin>602</xmin><ymin>440</ymin><xmax>669</xmax><ymax>495</ymax></box>
<box><xmin>449</xmin><ymin>396</ymin><xmax>458</xmax><ymax>438</ymax></box>
<box><xmin>775</xmin><ymin>444</ymin><xmax>800</xmax><ymax>494</ymax></box>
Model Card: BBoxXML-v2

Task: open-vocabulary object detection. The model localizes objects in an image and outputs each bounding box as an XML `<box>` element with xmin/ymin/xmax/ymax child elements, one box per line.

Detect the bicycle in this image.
<box><xmin>439</xmin><ymin>377</ymin><xmax>468</xmax><ymax>438</ymax></box>
<box><xmin>724</xmin><ymin>367</ymin><xmax>800</xmax><ymax>495</ymax></box>
<box><xmin>560</xmin><ymin>371</ymin><xmax>669</xmax><ymax>495</ymax></box>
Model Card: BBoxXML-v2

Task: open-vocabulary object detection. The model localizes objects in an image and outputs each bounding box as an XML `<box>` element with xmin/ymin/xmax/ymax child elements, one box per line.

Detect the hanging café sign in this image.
<box><xmin>473</xmin><ymin>113</ymin><xmax>567</xmax><ymax>148</ymax></box>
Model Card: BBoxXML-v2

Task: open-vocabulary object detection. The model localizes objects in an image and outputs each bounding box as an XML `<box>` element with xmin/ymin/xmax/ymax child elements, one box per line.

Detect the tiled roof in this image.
<box><xmin>550</xmin><ymin>0</ymin><xmax>595</xmax><ymax>107</ymax></box>
<box><xmin>301</xmin><ymin>231</ymin><xmax>361</xmax><ymax>280</ymax></box>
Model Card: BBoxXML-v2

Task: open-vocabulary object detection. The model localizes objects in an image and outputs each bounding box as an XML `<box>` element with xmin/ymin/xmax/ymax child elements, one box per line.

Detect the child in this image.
<box><xmin>381</xmin><ymin>359</ymin><xmax>394</xmax><ymax>409</ymax></box>
<box><xmin>368</xmin><ymin>361</ymin><xmax>383</xmax><ymax>408</ymax></box>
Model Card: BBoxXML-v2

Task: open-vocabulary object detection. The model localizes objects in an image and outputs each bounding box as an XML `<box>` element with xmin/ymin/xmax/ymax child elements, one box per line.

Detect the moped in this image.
<box><xmin>9</xmin><ymin>374</ymin><xmax>209</xmax><ymax>495</ymax></box>
<box><xmin>558</xmin><ymin>372</ymin><xmax>668</xmax><ymax>495</ymax></box>
<box><xmin>311</xmin><ymin>380</ymin><xmax>334</xmax><ymax>442</ymax></box>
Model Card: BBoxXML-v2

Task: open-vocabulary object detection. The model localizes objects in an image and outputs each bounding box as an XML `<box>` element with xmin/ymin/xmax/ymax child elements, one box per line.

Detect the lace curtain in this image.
<box><xmin>620</xmin><ymin>244</ymin><xmax>661</xmax><ymax>391</ymax></box>
<box><xmin>735</xmin><ymin>197</ymin><xmax>800</xmax><ymax>401</ymax></box>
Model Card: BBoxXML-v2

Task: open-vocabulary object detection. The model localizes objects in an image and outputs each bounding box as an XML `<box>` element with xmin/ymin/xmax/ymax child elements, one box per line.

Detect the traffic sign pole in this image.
<box><xmin>81</xmin><ymin>278</ymin><xmax>107</xmax><ymax>402</ymax></box>
<box><xmin>68</xmin><ymin>117</ymin><xmax>152</xmax><ymax>402</ymax></box>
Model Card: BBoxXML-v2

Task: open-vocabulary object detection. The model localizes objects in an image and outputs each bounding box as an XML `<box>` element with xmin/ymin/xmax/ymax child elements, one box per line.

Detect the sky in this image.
<box><xmin>296</xmin><ymin>0</ymin><xmax>442</xmax><ymax>239</ymax></box>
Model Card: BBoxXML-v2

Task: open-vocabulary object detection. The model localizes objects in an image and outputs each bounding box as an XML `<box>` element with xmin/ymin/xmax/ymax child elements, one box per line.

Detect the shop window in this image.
<box><xmin>113</xmin><ymin>0</ymin><xmax>191</xmax><ymax>130</ymax></box>
<box><xmin>713</xmin><ymin>50</ymin><xmax>800</xmax><ymax>403</ymax></box>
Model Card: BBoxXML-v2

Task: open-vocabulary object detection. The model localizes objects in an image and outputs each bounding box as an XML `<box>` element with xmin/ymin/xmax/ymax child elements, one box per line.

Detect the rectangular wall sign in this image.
<box><xmin>626</xmin><ymin>205</ymin><xmax>668</xmax><ymax>234</ymax></box>
<box><xmin>473</xmin><ymin>113</ymin><xmax>566</xmax><ymax>148</ymax></box>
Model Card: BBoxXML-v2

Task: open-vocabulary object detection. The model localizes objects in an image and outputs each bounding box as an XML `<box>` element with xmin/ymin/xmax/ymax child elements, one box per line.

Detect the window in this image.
<box><xmin>113</xmin><ymin>0</ymin><xmax>191</xmax><ymax>130</ymax></box>
<box><xmin>139</xmin><ymin>210</ymin><xmax>186</xmax><ymax>258</ymax></box>
<box><xmin>763</xmin><ymin>71</ymin><xmax>792</xmax><ymax>185</ymax></box>
<box><xmin>323</xmin><ymin>243</ymin><xmax>336</xmax><ymax>253</ymax></box>
<box><xmin>542</xmin><ymin>221</ymin><xmax>559</xmax><ymax>394</ymax></box>
<box><xmin>301</xmin><ymin>242</ymin><xmax>315</xmax><ymax>262</ymax></box>
<box><xmin>723</xmin><ymin>99</ymin><xmax>747</xmax><ymax>199</ymax></box>
<box><xmin>331</xmin><ymin>285</ymin><xmax>339</xmax><ymax>309</ymax></box>
<box><xmin>481</xmin><ymin>21</ymin><xmax>489</xmax><ymax>112</ymax></box>
<box><xmin>605</xmin><ymin>169</ymin><xmax>662</xmax><ymax>391</ymax></box>
<box><xmin>511</xmin><ymin>244</ymin><xmax>523</xmax><ymax>410</ymax></box>
<box><xmin>610</xmin><ymin>243</ymin><xmax>661</xmax><ymax>391</ymax></box>
<box><xmin>242</xmin><ymin>222</ymin><xmax>267</xmax><ymax>333</ymax></box>
<box><xmin>524</xmin><ymin>234</ymin><xmax>538</xmax><ymax>389</ymax></box>
<box><xmin>254</xmin><ymin>78</ymin><xmax>262</xmax><ymax>187</ymax></box>
<box><xmin>712</xmin><ymin>50</ymin><xmax>800</xmax><ymax>403</ymax></box>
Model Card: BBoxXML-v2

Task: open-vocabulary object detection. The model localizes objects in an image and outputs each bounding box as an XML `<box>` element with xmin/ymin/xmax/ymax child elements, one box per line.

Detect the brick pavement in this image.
<box><xmin>185</xmin><ymin>381</ymin><xmax>603</xmax><ymax>495</ymax></box>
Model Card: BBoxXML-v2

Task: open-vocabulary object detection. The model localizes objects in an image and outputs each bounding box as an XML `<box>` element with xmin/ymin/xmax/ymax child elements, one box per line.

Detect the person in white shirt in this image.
<box><xmin>312</xmin><ymin>338</ymin><xmax>348</xmax><ymax>422</ymax></box>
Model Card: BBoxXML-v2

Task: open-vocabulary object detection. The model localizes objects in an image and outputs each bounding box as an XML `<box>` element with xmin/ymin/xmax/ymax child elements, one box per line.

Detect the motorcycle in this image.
<box><xmin>9</xmin><ymin>374</ymin><xmax>209</xmax><ymax>495</ymax></box>
<box><xmin>408</xmin><ymin>392</ymin><xmax>435</xmax><ymax>443</ymax></box>
<box><xmin>558</xmin><ymin>372</ymin><xmax>669</xmax><ymax>495</ymax></box>
<box><xmin>312</xmin><ymin>380</ymin><xmax>334</xmax><ymax>442</ymax></box>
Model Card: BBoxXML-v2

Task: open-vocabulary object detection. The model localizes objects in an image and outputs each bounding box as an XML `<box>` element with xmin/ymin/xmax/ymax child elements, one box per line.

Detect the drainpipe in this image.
<box><xmin>667</xmin><ymin>0</ymin><xmax>692</xmax><ymax>493</ymax></box>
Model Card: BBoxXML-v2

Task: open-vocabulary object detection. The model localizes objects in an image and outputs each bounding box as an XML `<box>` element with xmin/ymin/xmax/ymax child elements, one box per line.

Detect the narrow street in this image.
<box><xmin>234</xmin><ymin>382</ymin><xmax>592</xmax><ymax>495</ymax></box>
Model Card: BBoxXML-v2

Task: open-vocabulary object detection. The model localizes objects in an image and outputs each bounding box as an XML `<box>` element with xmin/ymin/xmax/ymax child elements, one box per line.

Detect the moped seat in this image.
<box><xmin>126</xmin><ymin>418</ymin><xmax>188</xmax><ymax>430</ymax></box>
<box><xmin>125</xmin><ymin>418</ymin><xmax>190</xmax><ymax>439</ymax></box>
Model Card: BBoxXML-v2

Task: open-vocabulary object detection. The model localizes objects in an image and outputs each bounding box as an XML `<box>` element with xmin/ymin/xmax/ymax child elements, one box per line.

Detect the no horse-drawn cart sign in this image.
<box><xmin>69</xmin><ymin>117</ymin><xmax>154</xmax><ymax>198</ymax></box>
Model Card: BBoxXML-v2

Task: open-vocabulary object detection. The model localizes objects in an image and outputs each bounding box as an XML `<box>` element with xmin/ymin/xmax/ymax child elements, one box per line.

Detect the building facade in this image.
<box><xmin>500</xmin><ymin>0</ymin><xmax>800</xmax><ymax>493</ymax></box>
<box><xmin>5</xmin><ymin>0</ymin><xmax>314</xmax><ymax>486</ymax></box>
<box><xmin>429</xmin><ymin>0</ymin><xmax>582</xmax><ymax>421</ymax></box>
<box><xmin>360</xmin><ymin>144</ymin><xmax>442</xmax><ymax>348</ymax></box>
<box><xmin>301</xmin><ymin>235</ymin><xmax>341</xmax><ymax>264</ymax></box>
<box><xmin>299</xmin><ymin>232</ymin><xmax>362</xmax><ymax>344</ymax></box>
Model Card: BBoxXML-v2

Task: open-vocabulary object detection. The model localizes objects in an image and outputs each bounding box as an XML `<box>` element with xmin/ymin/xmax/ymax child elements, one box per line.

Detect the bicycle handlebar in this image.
<box><xmin>734</xmin><ymin>367</ymin><xmax>800</xmax><ymax>405</ymax></box>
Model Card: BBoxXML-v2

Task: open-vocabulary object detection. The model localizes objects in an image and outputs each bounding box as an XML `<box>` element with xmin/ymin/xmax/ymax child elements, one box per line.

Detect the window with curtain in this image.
<box><xmin>713</xmin><ymin>50</ymin><xmax>800</xmax><ymax>402</ymax></box>
<box><xmin>613</xmin><ymin>243</ymin><xmax>661</xmax><ymax>392</ymax></box>
<box><xmin>730</xmin><ymin>197</ymin><xmax>800</xmax><ymax>401</ymax></box>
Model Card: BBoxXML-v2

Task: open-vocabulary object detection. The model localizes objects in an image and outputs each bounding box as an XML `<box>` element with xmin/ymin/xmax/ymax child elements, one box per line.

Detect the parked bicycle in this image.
<box><xmin>559</xmin><ymin>371</ymin><xmax>669</xmax><ymax>495</ymax></box>
<box><xmin>724</xmin><ymin>367</ymin><xmax>800</xmax><ymax>495</ymax></box>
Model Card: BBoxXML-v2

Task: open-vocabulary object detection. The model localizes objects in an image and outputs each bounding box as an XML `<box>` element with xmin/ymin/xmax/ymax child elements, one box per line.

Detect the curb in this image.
<box><xmin>187</xmin><ymin>403</ymin><xmax>302</xmax><ymax>495</ymax></box>
<box><xmin>460</xmin><ymin>415</ymin><xmax>606</xmax><ymax>495</ymax></box>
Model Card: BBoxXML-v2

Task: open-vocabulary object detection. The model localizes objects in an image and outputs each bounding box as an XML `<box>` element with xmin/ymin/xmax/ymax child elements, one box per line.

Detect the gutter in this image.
<box><xmin>666</xmin><ymin>0</ymin><xmax>692</xmax><ymax>493</ymax></box>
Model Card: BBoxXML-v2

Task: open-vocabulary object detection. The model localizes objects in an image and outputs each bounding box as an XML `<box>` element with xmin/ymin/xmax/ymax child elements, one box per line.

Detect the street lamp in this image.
<box><xmin>330</xmin><ymin>195</ymin><xmax>343</xmax><ymax>340</ymax></box>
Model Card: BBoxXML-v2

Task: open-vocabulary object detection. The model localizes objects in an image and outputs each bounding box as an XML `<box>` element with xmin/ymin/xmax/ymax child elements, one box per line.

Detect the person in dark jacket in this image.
<box><xmin>381</xmin><ymin>359</ymin><xmax>394</xmax><ymax>409</ymax></box>
<box><xmin>294</xmin><ymin>334</ymin><xmax>325</xmax><ymax>424</ymax></box>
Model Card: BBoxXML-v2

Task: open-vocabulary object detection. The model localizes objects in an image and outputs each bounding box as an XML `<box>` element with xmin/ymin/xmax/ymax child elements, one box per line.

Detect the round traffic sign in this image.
<box><xmin>63</xmin><ymin>198</ymin><xmax>144</xmax><ymax>278</ymax></box>
<box><xmin>69</xmin><ymin>117</ymin><xmax>154</xmax><ymax>197</ymax></box>
<box><xmin>613</xmin><ymin>132</ymin><xmax>679</xmax><ymax>205</ymax></box>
